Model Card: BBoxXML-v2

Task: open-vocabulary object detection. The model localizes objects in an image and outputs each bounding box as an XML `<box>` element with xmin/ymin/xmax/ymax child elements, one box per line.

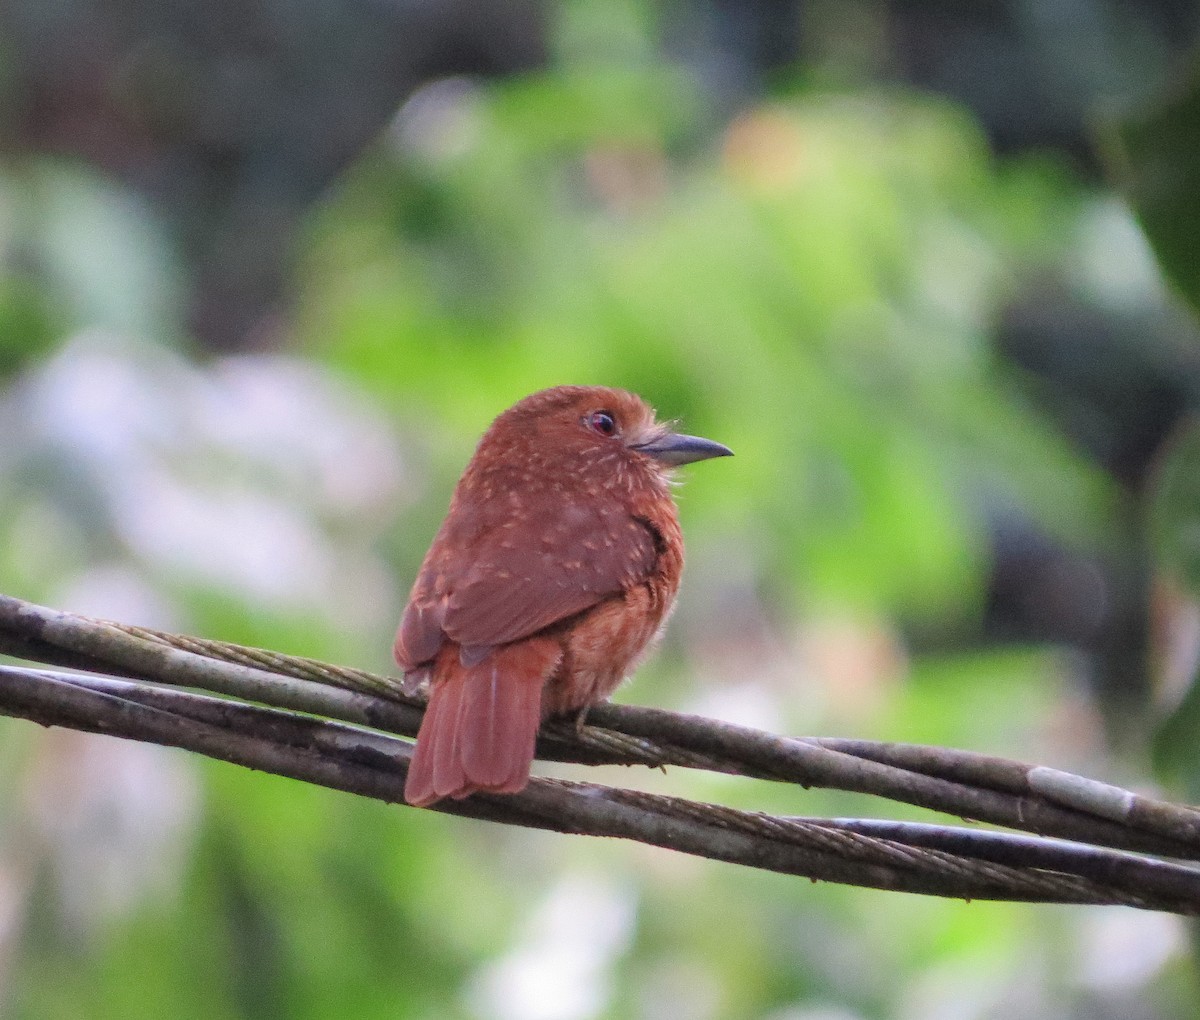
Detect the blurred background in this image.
<box><xmin>2</xmin><ymin>0</ymin><xmax>1200</xmax><ymax>1016</ymax></box>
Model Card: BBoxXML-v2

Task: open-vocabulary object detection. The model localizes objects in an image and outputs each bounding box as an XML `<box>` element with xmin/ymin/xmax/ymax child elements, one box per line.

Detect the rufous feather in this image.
<box><xmin>404</xmin><ymin>638</ymin><xmax>561</xmax><ymax>806</ymax></box>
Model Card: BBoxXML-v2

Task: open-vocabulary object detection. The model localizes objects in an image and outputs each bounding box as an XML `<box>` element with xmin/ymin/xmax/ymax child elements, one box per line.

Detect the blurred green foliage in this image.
<box><xmin>1125</xmin><ymin>64</ymin><xmax>1200</xmax><ymax>803</ymax></box>
<box><xmin>1149</xmin><ymin>420</ymin><xmax>1200</xmax><ymax>797</ymax></box>
<box><xmin>2</xmin><ymin>4</ymin><xmax>1200</xmax><ymax>1020</ymax></box>
<box><xmin>300</xmin><ymin>74</ymin><xmax>1115</xmax><ymax>625</ymax></box>
<box><xmin>1109</xmin><ymin>61</ymin><xmax>1200</xmax><ymax>314</ymax></box>
<box><xmin>1149</xmin><ymin>421</ymin><xmax>1200</xmax><ymax>598</ymax></box>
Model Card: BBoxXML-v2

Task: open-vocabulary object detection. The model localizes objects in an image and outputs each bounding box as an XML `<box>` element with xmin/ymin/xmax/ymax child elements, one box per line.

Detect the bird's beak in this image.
<box><xmin>632</xmin><ymin>430</ymin><xmax>734</xmax><ymax>466</ymax></box>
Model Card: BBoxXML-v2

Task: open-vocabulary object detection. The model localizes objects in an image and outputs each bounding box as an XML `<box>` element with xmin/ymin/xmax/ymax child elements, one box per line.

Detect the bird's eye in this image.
<box><xmin>586</xmin><ymin>410</ymin><xmax>617</xmax><ymax>437</ymax></box>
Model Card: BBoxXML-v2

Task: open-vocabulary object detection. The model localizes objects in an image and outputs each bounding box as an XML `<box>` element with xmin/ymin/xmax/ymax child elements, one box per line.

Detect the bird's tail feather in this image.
<box><xmin>404</xmin><ymin>638</ymin><xmax>561</xmax><ymax>807</ymax></box>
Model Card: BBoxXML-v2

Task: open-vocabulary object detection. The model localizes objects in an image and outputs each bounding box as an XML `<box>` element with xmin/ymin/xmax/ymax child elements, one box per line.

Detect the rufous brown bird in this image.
<box><xmin>395</xmin><ymin>385</ymin><xmax>732</xmax><ymax>806</ymax></box>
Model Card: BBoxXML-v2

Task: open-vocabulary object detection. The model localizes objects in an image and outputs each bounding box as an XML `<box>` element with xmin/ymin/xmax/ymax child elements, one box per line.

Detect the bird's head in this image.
<box><xmin>485</xmin><ymin>386</ymin><xmax>732</xmax><ymax>480</ymax></box>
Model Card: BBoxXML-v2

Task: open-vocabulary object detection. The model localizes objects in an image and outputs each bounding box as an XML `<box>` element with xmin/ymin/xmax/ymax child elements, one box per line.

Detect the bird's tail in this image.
<box><xmin>404</xmin><ymin>638</ymin><xmax>562</xmax><ymax>807</ymax></box>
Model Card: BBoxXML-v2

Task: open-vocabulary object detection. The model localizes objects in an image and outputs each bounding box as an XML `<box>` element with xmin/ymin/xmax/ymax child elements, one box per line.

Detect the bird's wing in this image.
<box><xmin>394</xmin><ymin>597</ymin><xmax>447</xmax><ymax>671</ymax></box>
<box><xmin>396</xmin><ymin>496</ymin><xmax>658</xmax><ymax>668</ymax></box>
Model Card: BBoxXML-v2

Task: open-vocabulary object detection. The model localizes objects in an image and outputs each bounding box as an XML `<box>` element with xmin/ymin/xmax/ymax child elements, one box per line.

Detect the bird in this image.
<box><xmin>394</xmin><ymin>385</ymin><xmax>732</xmax><ymax>807</ymax></box>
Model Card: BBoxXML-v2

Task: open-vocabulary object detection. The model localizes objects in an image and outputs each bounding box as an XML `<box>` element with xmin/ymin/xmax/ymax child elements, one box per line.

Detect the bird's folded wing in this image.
<box><xmin>398</xmin><ymin>498</ymin><xmax>658</xmax><ymax>665</ymax></box>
